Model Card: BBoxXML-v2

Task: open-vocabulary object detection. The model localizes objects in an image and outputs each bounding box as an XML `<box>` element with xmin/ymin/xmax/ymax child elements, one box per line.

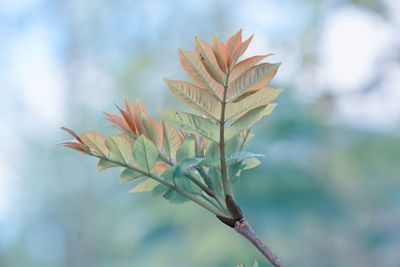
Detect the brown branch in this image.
<box><xmin>220</xmin><ymin>70</ymin><xmax>235</xmax><ymax>197</ymax></box>
<box><xmin>234</xmin><ymin>218</ymin><xmax>286</xmax><ymax>267</ymax></box>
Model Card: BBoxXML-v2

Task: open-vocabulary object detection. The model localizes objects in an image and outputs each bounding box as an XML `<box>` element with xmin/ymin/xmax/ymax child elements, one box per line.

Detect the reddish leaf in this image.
<box><xmin>179</xmin><ymin>49</ymin><xmax>224</xmax><ymax>99</ymax></box>
<box><xmin>153</xmin><ymin>162</ymin><xmax>170</xmax><ymax>175</ymax></box>
<box><xmin>226</xmin><ymin>29</ymin><xmax>243</xmax><ymax>68</ymax></box>
<box><xmin>59</xmin><ymin>141</ymin><xmax>89</xmax><ymax>153</ymax></box>
<box><xmin>80</xmin><ymin>131</ymin><xmax>108</xmax><ymax>157</ymax></box>
<box><xmin>233</xmin><ymin>34</ymin><xmax>253</xmax><ymax>62</ymax></box>
<box><xmin>104</xmin><ymin>112</ymin><xmax>130</xmax><ymax>133</ymax></box>
<box><xmin>61</xmin><ymin>127</ymin><xmax>84</xmax><ymax>144</ymax></box>
<box><xmin>229</xmin><ymin>55</ymin><xmax>271</xmax><ymax>84</ymax></box>
<box><xmin>212</xmin><ymin>36</ymin><xmax>228</xmax><ymax>73</ymax></box>
<box><xmin>195</xmin><ymin>36</ymin><xmax>225</xmax><ymax>84</ymax></box>
<box><xmin>226</xmin><ymin>62</ymin><xmax>281</xmax><ymax>101</ymax></box>
<box><xmin>116</xmin><ymin>104</ymin><xmax>137</xmax><ymax>135</ymax></box>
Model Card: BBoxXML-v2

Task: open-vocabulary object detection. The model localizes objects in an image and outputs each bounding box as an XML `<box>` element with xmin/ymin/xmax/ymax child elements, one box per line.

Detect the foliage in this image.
<box><xmin>61</xmin><ymin>30</ymin><xmax>282</xmax><ymax>263</ymax></box>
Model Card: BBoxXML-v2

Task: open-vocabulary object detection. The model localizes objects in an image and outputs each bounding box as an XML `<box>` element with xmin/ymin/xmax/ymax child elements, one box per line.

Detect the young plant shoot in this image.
<box><xmin>61</xmin><ymin>30</ymin><xmax>285</xmax><ymax>267</ymax></box>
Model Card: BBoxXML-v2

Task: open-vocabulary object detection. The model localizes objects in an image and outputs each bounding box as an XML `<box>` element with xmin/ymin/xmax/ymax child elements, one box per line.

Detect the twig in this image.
<box><xmin>234</xmin><ymin>218</ymin><xmax>286</xmax><ymax>267</ymax></box>
<box><xmin>219</xmin><ymin>71</ymin><xmax>233</xmax><ymax>197</ymax></box>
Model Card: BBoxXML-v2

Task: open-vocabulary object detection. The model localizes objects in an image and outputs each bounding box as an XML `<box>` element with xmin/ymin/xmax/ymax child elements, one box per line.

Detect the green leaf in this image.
<box><xmin>129</xmin><ymin>178</ymin><xmax>159</xmax><ymax>192</ymax></box>
<box><xmin>176</xmin><ymin>138</ymin><xmax>196</xmax><ymax>163</ymax></box>
<box><xmin>105</xmin><ymin>134</ymin><xmax>133</xmax><ymax>164</ymax></box>
<box><xmin>231</xmin><ymin>158</ymin><xmax>261</xmax><ymax>183</ymax></box>
<box><xmin>225</xmin><ymin>104</ymin><xmax>277</xmax><ymax>140</ymax></box>
<box><xmin>225</xmin><ymin>134</ymin><xmax>242</xmax><ymax>157</ymax></box>
<box><xmin>157</xmin><ymin>167</ymin><xmax>191</xmax><ymax>202</ymax></box>
<box><xmin>120</xmin><ymin>168</ymin><xmax>144</xmax><ymax>183</ymax></box>
<box><xmin>165</xmin><ymin>79</ymin><xmax>221</xmax><ymax>120</ymax></box>
<box><xmin>228</xmin><ymin>154</ymin><xmax>262</xmax><ymax>184</ymax></box>
<box><xmin>160</xmin><ymin>164</ymin><xmax>176</xmax><ymax>182</ymax></box>
<box><xmin>205</xmin><ymin>141</ymin><xmax>220</xmax><ymax>161</ymax></box>
<box><xmin>174</xmin><ymin>173</ymin><xmax>202</xmax><ymax>194</ymax></box>
<box><xmin>154</xmin><ymin>163</ymin><xmax>200</xmax><ymax>201</ymax></box>
<box><xmin>242</xmin><ymin>158</ymin><xmax>261</xmax><ymax>170</ymax></box>
<box><xmin>228</xmin><ymin>161</ymin><xmax>244</xmax><ymax>182</ymax></box>
<box><xmin>163</xmin><ymin>189</ymin><xmax>189</xmax><ymax>204</ymax></box>
<box><xmin>227</xmin><ymin>151</ymin><xmax>265</xmax><ymax>162</ymax></box>
<box><xmin>132</xmin><ymin>135</ymin><xmax>160</xmax><ymax>172</ymax></box>
<box><xmin>253</xmin><ymin>260</ymin><xmax>259</xmax><ymax>267</ymax></box>
<box><xmin>162</xmin><ymin>110</ymin><xmax>219</xmax><ymax>142</ymax></box>
<box><xmin>205</xmin><ymin>166</ymin><xmax>222</xmax><ymax>192</ymax></box>
<box><xmin>152</xmin><ymin>183</ymin><xmax>169</xmax><ymax>197</ymax></box>
<box><xmin>97</xmin><ymin>158</ymin><xmax>119</xmax><ymax>172</ymax></box>
<box><xmin>173</xmin><ymin>158</ymin><xmax>205</xmax><ymax>194</ymax></box>
<box><xmin>226</xmin><ymin>63</ymin><xmax>280</xmax><ymax>101</ymax></box>
<box><xmin>205</xmin><ymin>133</ymin><xmax>244</xmax><ymax>162</ymax></box>
<box><xmin>175</xmin><ymin>158</ymin><xmax>204</xmax><ymax>175</ymax></box>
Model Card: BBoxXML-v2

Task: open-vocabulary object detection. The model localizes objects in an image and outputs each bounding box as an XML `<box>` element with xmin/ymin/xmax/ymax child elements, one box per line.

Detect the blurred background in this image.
<box><xmin>1</xmin><ymin>0</ymin><xmax>400</xmax><ymax>266</ymax></box>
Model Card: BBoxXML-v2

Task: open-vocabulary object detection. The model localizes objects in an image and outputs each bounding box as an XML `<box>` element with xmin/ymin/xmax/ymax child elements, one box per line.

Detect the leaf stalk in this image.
<box><xmin>220</xmin><ymin>71</ymin><xmax>233</xmax><ymax>197</ymax></box>
<box><xmin>90</xmin><ymin>153</ymin><xmax>225</xmax><ymax>216</ymax></box>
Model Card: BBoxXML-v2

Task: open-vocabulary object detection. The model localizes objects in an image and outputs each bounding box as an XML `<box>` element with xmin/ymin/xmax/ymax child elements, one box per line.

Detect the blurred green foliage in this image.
<box><xmin>1</xmin><ymin>0</ymin><xmax>399</xmax><ymax>267</ymax></box>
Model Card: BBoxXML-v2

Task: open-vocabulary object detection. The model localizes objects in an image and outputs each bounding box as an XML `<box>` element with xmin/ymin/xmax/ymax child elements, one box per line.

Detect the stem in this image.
<box><xmin>234</xmin><ymin>218</ymin><xmax>286</xmax><ymax>267</ymax></box>
<box><xmin>184</xmin><ymin>173</ymin><xmax>215</xmax><ymax>198</ymax></box>
<box><xmin>159</xmin><ymin>154</ymin><xmax>174</xmax><ymax>166</ymax></box>
<box><xmin>159</xmin><ymin>150</ymin><xmax>216</xmax><ymax>199</ymax></box>
<box><xmin>195</xmin><ymin>166</ymin><xmax>226</xmax><ymax>209</ymax></box>
<box><xmin>200</xmin><ymin>194</ymin><xmax>226</xmax><ymax>214</ymax></box>
<box><xmin>92</xmin><ymin>154</ymin><xmax>225</xmax><ymax>216</ymax></box>
<box><xmin>219</xmin><ymin>71</ymin><xmax>233</xmax><ymax>197</ymax></box>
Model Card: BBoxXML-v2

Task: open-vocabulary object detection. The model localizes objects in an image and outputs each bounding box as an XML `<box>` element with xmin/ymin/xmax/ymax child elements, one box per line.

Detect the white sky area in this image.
<box><xmin>6</xmin><ymin>24</ymin><xmax>67</xmax><ymax>135</ymax></box>
<box><xmin>318</xmin><ymin>6</ymin><xmax>400</xmax><ymax>129</ymax></box>
<box><xmin>319</xmin><ymin>7</ymin><xmax>392</xmax><ymax>91</ymax></box>
<box><xmin>0</xmin><ymin>14</ymin><xmax>66</xmax><ymax>221</ymax></box>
